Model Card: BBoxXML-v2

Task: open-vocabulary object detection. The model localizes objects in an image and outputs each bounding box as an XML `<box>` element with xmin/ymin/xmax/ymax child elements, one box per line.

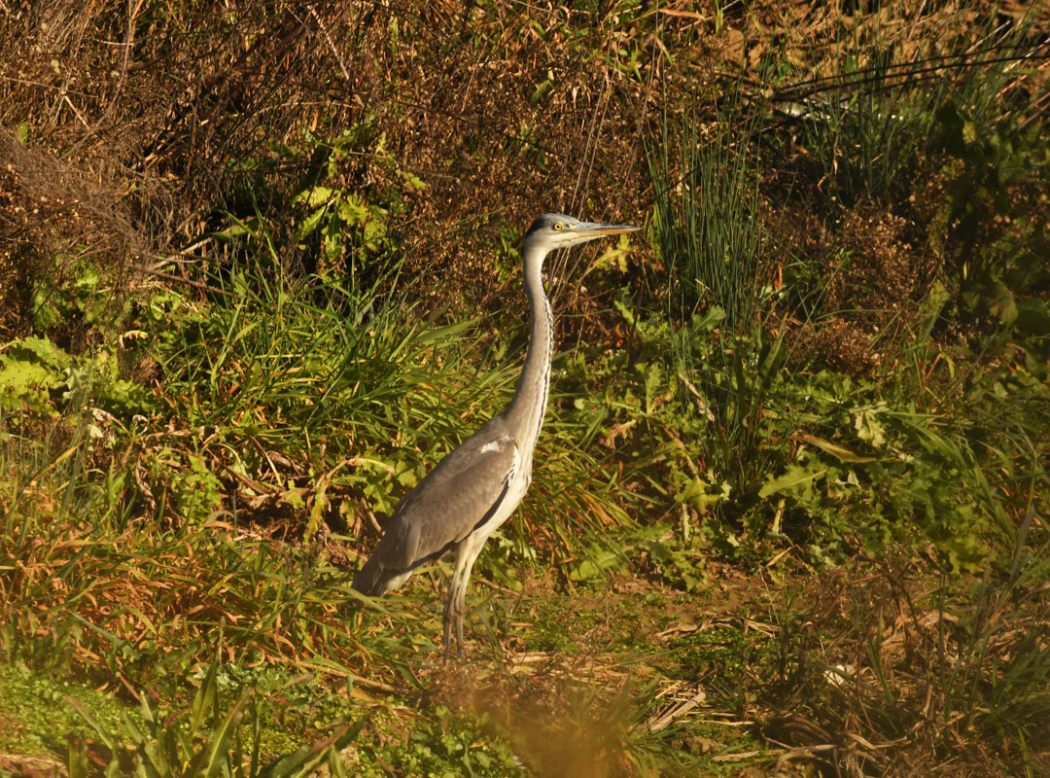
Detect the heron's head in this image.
<box><xmin>524</xmin><ymin>213</ymin><xmax>639</xmax><ymax>253</ymax></box>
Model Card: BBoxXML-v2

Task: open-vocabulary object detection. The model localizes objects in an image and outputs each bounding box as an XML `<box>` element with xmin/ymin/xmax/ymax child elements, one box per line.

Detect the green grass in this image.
<box><xmin>0</xmin><ymin>665</ymin><xmax>137</xmax><ymax>758</ymax></box>
<box><xmin>1</xmin><ymin>1</ymin><xmax>1048</xmax><ymax>775</ymax></box>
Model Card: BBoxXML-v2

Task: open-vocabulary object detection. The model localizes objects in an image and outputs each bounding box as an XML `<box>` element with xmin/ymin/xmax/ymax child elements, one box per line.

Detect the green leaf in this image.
<box><xmin>10</xmin><ymin>336</ymin><xmax>72</xmax><ymax>371</ymax></box>
<box><xmin>853</xmin><ymin>406</ymin><xmax>888</xmax><ymax>448</ymax></box>
<box><xmin>0</xmin><ymin>342</ymin><xmax>68</xmax><ymax>415</ymax></box>
<box><xmin>337</xmin><ymin>194</ymin><xmax>370</xmax><ymax>227</ymax></box>
<box><xmin>200</xmin><ymin>691</ymin><xmax>249</xmax><ymax>778</ymax></box>
<box><xmin>917</xmin><ymin>281</ymin><xmax>950</xmax><ymax>341</ymax></box>
<box><xmin>260</xmin><ymin>719</ymin><xmax>367</xmax><ymax>778</ymax></box>
<box><xmin>298</xmin><ymin>205</ymin><xmax>329</xmax><ymax>240</ymax></box>
<box><xmin>31</xmin><ymin>283</ymin><xmax>63</xmax><ymax>331</ymax></box>
<box><xmin>293</xmin><ymin>185</ymin><xmax>335</xmax><ymax>208</ymax></box>
<box><xmin>692</xmin><ymin>305</ymin><xmax>725</xmax><ymax>331</ymax></box>
<box><xmin>800</xmin><ymin>433</ymin><xmax>875</xmax><ymax>463</ymax></box>
<box><xmin>398</xmin><ymin>170</ymin><xmax>426</xmax><ymax>191</ymax></box>
<box><xmin>568</xmin><ymin>547</ymin><xmax>623</xmax><ymax>582</ymax></box>
<box><xmin>759</xmin><ymin>462</ymin><xmax>827</xmax><ymax>499</ymax></box>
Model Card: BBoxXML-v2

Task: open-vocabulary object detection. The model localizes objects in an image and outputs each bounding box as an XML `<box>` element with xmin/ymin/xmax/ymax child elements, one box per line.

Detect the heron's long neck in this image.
<box><xmin>505</xmin><ymin>243</ymin><xmax>553</xmax><ymax>453</ymax></box>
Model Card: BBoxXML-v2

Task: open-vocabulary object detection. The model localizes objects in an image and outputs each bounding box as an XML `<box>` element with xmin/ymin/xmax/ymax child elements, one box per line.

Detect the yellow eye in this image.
<box><xmin>553</xmin><ymin>223</ymin><xmax>564</xmax><ymax>231</ymax></box>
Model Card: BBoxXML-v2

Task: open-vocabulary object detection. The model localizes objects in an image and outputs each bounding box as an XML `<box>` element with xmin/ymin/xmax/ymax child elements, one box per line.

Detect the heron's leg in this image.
<box><xmin>443</xmin><ymin>577</ymin><xmax>460</xmax><ymax>659</ymax></box>
<box><xmin>455</xmin><ymin>594</ymin><xmax>465</xmax><ymax>656</ymax></box>
<box><xmin>452</xmin><ymin>543</ymin><xmax>484</xmax><ymax>658</ymax></box>
<box><xmin>442</xmin><ymin>587</ymin><xmax>455</xmax><ymax>658</ymax></box>
<box><xmin>443</xmin><ymin>544</ymin><xmax>470</xmax><ymax>659</ymax></box>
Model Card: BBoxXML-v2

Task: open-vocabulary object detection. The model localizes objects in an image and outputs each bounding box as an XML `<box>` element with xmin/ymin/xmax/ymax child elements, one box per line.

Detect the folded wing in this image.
<box><xmin>352</xmin><ymin>419</ymin><xmax>520</xmax><ymax>595</ymax></box>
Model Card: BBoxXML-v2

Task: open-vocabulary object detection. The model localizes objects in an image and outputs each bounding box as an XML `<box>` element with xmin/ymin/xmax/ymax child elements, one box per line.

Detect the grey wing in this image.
<box><xmin>370</xmin><ymin>421</ymin><xmax>520</xmax><ymax>574</ymax></box>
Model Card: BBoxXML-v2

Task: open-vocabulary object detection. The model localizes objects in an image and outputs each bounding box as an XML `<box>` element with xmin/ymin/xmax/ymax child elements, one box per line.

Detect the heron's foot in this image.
<box><xmin>441</xmin><ymin>629</ymin><xmax>466</xmax><ymax>661</ymax></box>
<box><xmin>442</xmin><ymin>614</ymin><xmax>453</xmax><ymax>659</ymax></box>
<box><xmin>442</xmin><ymin>604</ymin><xmax>456</xmax><ymax>660</ymax></box>
<box><xmin>442</xmin><ymin>637</ymin><xmax>465</xmax><ymax>660</ymax></box>
<box><xmin>455</xmin><ymin>608</ymin><xmax>466</xmax><ymax>656</ymax></box>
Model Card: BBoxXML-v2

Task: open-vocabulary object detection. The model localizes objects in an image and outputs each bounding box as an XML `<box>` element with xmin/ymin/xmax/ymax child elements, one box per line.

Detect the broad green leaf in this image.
<box><xmin>298</xmin><ymin>205</ymin><xmax>328</xmax><ymax>239</ymax></box>
<box><xmin>759</xmin><ymin>462</ymin><xmax>827</xmax><ymax>499</ymax></box>
<box><xmin>293</xmin><ymin>185</ymin><xmax>335</xmax><ymax>208</ymax></box>
<box><xmin>853</xmin><ymin>406</ymin><xmax>887</xmax><ymax>448</ymax></box>
<box><xmin>9</xmin><ymin>336</ymin><xmax>71</xmax><ymax>370</ymax></box>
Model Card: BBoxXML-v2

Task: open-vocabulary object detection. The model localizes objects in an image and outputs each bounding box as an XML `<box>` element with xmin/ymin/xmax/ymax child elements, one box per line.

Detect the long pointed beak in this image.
<box><xmin>574</xmin><ymin>221</ymin><xmax>641</xmax><ymax>237</ymax></box>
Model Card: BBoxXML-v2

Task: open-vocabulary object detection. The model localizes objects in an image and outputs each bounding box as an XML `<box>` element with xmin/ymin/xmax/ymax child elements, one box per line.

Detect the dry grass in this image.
<box><xmin>751</xmin><ymin>551</ymin><xmax>1050</xmax><ymax>776</ymax></box>
<box><xmin>1</xmin><ymin>1</ymin><xmax>1047</xmax><ymax>775</ymax></box>
<box><xmin>3</xmin><ymin>1</ymin><xmax>1044</xmax><ymax>340</ymax></box>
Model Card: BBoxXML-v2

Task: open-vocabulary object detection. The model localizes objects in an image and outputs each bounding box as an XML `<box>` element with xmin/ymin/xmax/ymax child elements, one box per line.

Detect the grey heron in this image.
<box><xmin>352</xmin><ymin>213</ymin><xmax>640</xmax><ymax>657</ymax></box>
